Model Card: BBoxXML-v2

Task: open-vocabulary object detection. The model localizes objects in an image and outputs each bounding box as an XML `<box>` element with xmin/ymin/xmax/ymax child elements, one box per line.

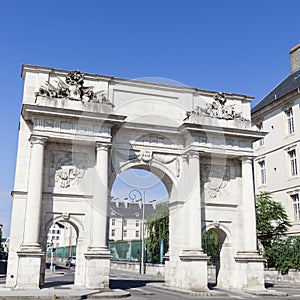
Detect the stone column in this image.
<box><xmin>234</xmin><ymin>156</ymin><xmax>266</xmax><ymax>291</ymax></box>
<box><xmin>241</xmin><ymin>156</ymin><xmax>257</xmax><ymax>251</ymax></box>
<box><xmin>16</xmin><ymin>135</ymin><xmax>47</xmax><ymax>290</ymax></box>
<box><xmin>182</xmin><ymin>151</ymin><xmax>203</xmax><ymax>253</ymax></box>
<box><xmin>22</xmin><ymin>135</ymin><xmax>48</xmax><ymax>250</ymax></box>
<box><xmin>84</xmin><ymin>142</ymin><xmax>111</xmax><ymax>289</ymax></box>
<box><xmin>177</xmin><ymin>151</ymin><xmax>209</xmax><ymax>291</ymax></box>
<box><xmin>90</xmin><ymin>142</ymin><xmax>110</xmax><ymax>252</ymax></box>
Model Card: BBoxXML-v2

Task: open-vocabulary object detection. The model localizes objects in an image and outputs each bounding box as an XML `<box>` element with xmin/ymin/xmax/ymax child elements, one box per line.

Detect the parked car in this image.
<box><xmin>0</xmin><ymin>252</ymin><xmax>8</xmax><ymax>260</ymax></box>
<box><xmin>66</xmin><ymin>256</ymin><xmax>76</xmax><ymax>267</ymax></box>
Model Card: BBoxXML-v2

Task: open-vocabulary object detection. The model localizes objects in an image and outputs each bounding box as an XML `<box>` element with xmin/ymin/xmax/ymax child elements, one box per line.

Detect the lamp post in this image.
<box><xmin>128</xmin><ymin>189</ymin><xmax>145</xmax><ymax>274</ymax></box>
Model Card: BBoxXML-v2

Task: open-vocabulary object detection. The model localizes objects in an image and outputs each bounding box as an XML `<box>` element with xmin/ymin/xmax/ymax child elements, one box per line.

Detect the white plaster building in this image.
<box><xmin>46</xmin><ymin>223</ymin><xmax>64</xmax><ymax>248</ymax></box>
<box><xmin>252</xmin><ymin>44</ymin><xmax>300</xmax><ymax>235</ymax></box>
<box><xmin>109</xmin><ymin>198</ymin><xmax>156</xmax><ymax>241</ymax></box>
<box><xmin>7</xmin><ymin>65</ymin><xmax>265</xmax><ymax>291</ymax></box>
<box><xmin>46</xmin><ymin>222</ymin><xmax>77</xmax><ymax>248</ymax></box>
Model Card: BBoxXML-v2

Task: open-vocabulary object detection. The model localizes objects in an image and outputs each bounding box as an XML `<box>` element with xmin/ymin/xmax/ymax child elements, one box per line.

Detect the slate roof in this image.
<box><xmin>109</xmin><ymin>201</ymin><xmax>157</xmax><ymax>219</ymax></box>
<box><xmin>252</xmin><ymin>68</ymin><xmax>300</xmax><ymax>113</ymax></box>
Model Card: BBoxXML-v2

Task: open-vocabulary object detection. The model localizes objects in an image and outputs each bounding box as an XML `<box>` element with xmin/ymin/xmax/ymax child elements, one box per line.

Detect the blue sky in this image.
<box><xmin>0</xmin><ymin>0</ymin><xmax>299</xmax><ymax>237</ymax></box>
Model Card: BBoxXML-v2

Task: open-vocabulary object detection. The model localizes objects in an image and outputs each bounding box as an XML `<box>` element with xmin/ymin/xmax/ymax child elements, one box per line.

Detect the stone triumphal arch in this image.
<box><xmin>7</xmin><ymin>65</ymin><xmax>266</xmax><ymax>291</ymax></box>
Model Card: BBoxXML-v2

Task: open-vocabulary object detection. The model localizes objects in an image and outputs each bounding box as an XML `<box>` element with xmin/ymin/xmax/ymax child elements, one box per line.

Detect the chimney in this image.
<box><xmin>135</xmin><ymin>199</ymin><xmax>142</xmax><ymax>209</ymax></box>
<box><xmin>149</xmin><ymin>200</ymin><xmax>157</xmax><ymax>210</ymax></box>
<box><xmin>289</xmin><ymin>44</ymin><xmax>300</xmax><ymax>73</ymax></box>
<box><xmin>112</xmin><ymin>197</ymin><xmax>119</xmax><ymax>208</ymax></box>
<box><xmin>124</xmin><ymin>197</ymin><xmax>128</xmax><ymax>208</ymax></box>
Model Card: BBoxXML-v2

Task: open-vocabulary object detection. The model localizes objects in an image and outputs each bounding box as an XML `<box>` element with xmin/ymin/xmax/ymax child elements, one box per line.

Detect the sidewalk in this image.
<box><xmin>0</xmin><ymin>284</ymin><xmax>130</xmax><ymax>299</ymax></box>
<box><xmin>0</xmin><ymin>269</ymin><xmax>130</xmax><ymax>299</ymax></box>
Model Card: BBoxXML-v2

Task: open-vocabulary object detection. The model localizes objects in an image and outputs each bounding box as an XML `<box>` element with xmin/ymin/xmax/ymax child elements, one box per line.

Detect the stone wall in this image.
<box><xmin>110</xmin><ymin>261</ymin><xmax>165</xmax><ymax>277</ymax></box>
<box><xmin>264</xmin><ymin>268</ymin><xmax>300</xmax><ymax>284</ymax></box>
<box><xmin>111</xmin><ymin>262</ymin><xmax>300</xmax><ymax>285</ymax></box>
<box><xmin>110</xmin><ymin>261</ymin><xmax>216</xmax><ymax>282</ymax></box>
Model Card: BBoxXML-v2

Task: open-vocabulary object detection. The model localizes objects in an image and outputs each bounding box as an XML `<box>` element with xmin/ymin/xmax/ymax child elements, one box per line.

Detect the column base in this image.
<box><xmin>84</xmin><ymin>249</ymin><xmax>112</xmax><ymax>289</ymax></box>
<box><xmin>19</xmin><ymin>243</ymin><xmax>43</xmax><ymax>253</ymax></box>
<box><xmin>14</xmin><ymin>249</ymin><xmax>44</xmax><ymax>290</ymax></box>
<box><xmin>234</xmin><ymin>251</ymin><xmax>266</xmax><ymax>291</ymax></box>
<box><xmin>165</xmin><ymin>250</ymin><xmax>209</xmax><ymax>291</ymax></box>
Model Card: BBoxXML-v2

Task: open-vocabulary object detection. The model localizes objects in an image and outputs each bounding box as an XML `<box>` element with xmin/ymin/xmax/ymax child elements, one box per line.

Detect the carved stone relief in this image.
<box><xmin>48</xmin><ymin>150</ymin><xmax>89</xmax><ymax>189</ymax></box>
<box><xmin>200</xmin><ymin>164</ymin><xmax>230</xmax><ymax>200</ymax></box>
<box><xmin>184</xmin><ymin>92</ymin><xmax>249</xmax><ymax>122</ymax></box>
<box><xmin>35</xmin><ymin>70</ymin><xmax>114</xmax><ymax>107</ymax></box>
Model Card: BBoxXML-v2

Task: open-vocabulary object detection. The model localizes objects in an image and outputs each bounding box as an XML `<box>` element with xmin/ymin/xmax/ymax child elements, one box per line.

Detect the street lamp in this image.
<box><xmin>128</xmin><ymin>189</ymin><xmax>145</xmax><ymax>274</ymax></box>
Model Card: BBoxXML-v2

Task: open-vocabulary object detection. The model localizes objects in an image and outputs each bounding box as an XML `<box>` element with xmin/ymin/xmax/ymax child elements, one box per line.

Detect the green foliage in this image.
<box><xmin>263</xmin><ymin>236</ymin><xmax>300</xmax><ymax>273</ymax></box>
<box><xmin>202</xmin><ymin>229</ymin><xmax>220</xmax><ymax>265</ymax></box>
<box><xmin>145</xmin><ymin>202</ymin><xmax>169</xmax><ymax>263</ymax></box>
<box><xmin>255</xmin><ymin>191</ymin><xmax>296</xmax><ymax>272</ymax></box>
<box><xmin>256</xmin><ymin>191</ymin><xmax>291</xmax><ymax>249</ymax></box>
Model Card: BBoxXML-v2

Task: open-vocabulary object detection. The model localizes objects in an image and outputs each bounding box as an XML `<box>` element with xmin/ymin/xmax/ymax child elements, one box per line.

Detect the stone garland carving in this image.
<box><xmin>184</xmin><ymin>92</ymin><xmax>249</xmax><ymax>121</ymax></box>
<box><xmin>200</xmin><ymin>164</ymin><xmax>230</xmax><ymax>199</ymax></box>
<box><xmin>49</xmin><ymin>151</ymin><xmax>88</xmax><ymax>188</ymax></box>
<box><xmin>35</xmin><ymin>70</ymin><xmax>114</xmax><ymax>107</ymax></box>
<box><xmin>112</xmin><ymin>149</ymin><xmax>181</xmax><ymax>177</ymax></box>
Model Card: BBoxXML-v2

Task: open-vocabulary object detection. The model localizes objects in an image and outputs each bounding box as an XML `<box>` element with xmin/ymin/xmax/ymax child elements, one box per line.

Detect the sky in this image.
<box><xmin>0</xmin><ymin>0</ymin><xmax>299</xmax><ymax>238</ymax></box>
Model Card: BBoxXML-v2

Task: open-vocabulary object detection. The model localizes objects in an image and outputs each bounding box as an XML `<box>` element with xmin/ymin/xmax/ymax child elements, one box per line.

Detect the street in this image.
<box><xmin>2</xmin><ymin>265</ymin><xmax>300</xmax><ymax>299</ymax></box>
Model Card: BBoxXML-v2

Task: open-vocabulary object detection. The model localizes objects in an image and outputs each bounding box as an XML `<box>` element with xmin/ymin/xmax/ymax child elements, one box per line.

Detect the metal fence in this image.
<box><xmin>109</xmin><ymin>240</ymin><xmax>142</xmax><ymax>262</ymax></box>
<box><xmin>46</xmin><ymin>246</ymin><xmax>76</xmax><ymax>261</ymax></box>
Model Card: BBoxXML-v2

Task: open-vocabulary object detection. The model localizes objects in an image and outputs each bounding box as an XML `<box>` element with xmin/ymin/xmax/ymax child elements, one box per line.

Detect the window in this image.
<box><xmin>286</xmin><ymin>108</ymin><xmax>295</xmax><ymax>134</ymax></box>
<box><xmin>135</xmin><ymin>231</ymin><xmax>140</xmax><ymax>238</ymax></box>
<box><xmin>111</xmin><ymin>229</ymin><xmax>115</xmax><ymax>237</ymax></box>
<box><xmin>123</xmin><ymin>230</ymin><xmax>127</xmax><ymax>238</ymax></box>
<box><xmin>257</xmin><ymin>122</ymin><xmax>264</xmax><ymax>146</ymax></box>
<box><xmin>258</xmin><ymin>160</ymin><xmax>266</xmax><ymax>184</ymax></box>
<box><xmin>112</xmin><ymin>218</ymin><xmax>115</xmax><ymax>226</ymax></box>
<box><xmin>136</xmin><ymin>220</ymin><xmax>139</xmax><ymax>227</ymax></box>
<box><xmin>123</xmin><ymin>219</ymin><xmax>127</xmax><ymax>226</ymax></box>
<box><xmin>292</xmin><ymin>194</ymin><xmax>300</xmax><ymax>221</ymax></box>
<box><xmin>288</xmin><ymin>149</ymin><xmax>298</xmax><ymax>176</ymax></box>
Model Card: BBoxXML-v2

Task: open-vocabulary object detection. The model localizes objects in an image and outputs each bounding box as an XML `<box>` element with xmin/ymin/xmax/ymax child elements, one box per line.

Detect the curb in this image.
<box><xmin>0</xmin><ymin>288</ymin><xmax>130</xmax><ymax>299</ymax></box>
<box><xmin>248</xmin><ymin>289</ymin><xmax>288</xmax><ymax>297</ymax></box>
<box><xmin>146</xmin><ymin>282</ymin><xmax>227</xmax><ymax>296</ymax></box>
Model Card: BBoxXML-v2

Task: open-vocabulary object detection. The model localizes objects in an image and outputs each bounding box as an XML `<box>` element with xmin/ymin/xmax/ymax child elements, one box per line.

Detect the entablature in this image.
<box><xmin>22</xmin><ymin>104</ymin><xmax>126</xmax><ymax>143</ymax></box>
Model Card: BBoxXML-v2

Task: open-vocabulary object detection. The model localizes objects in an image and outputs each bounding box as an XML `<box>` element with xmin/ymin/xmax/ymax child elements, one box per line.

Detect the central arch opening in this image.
<box><xmin>109</xmin><ymin>167</ymin><xmax>171</xmax><ymax>287</ymax></box>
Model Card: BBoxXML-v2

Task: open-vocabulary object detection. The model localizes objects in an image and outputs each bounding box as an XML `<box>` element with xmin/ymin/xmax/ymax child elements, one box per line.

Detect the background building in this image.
<box><xmin>252</xmin><ymin>44</ymin><xmax>300</xmax><ymax>234</ymax></box>
<box><xmin>47</xmin><ymin>222</ymin><xmax>77</xmax><ymax>248</ymax></box>
<box><xmin>109</xmin><ymin>198</ymin><xmax>157</xmax><ymax>241</ymax></box>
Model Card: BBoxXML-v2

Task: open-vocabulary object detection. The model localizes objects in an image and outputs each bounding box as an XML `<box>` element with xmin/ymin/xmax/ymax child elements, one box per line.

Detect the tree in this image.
<box><xmin>145</xmin><ymin>202</ymin><xmax>169</xmax><ymax>263</ymax></box>
<box><xmin>256</xmin><ymin>191</ymin><xmax>291</xmax><ymax>249</ymax></box>
<box><xmin>202</xmin><ymin>229</ymin><xmax>220</xmax><ymax>265</ymax></box>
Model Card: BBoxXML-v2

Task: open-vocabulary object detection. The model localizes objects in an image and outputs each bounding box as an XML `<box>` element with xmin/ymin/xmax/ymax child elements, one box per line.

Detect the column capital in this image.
<box><xmin>95</xmin><ymin>142</ymin><xmax>111</xmax><ymax>151</ymax></box>
<box><xmin>29</xmin><ymin>135</ymin><xmax>48</xmax><ymax>146</ymax></box>
<box><xmin>182</xmin><ymin>150</ymin><xmax>201</xmax><ymax>161</ymax></box>
<box><xmin>240</xmin><ymin>156</ymin><xmax>254</xmax><ymax>163</ymax></box>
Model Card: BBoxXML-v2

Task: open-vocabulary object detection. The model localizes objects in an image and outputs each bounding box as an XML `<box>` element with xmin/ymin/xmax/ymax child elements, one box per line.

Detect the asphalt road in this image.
<box><xmin>2</xmin><ymin>264</ymin><xmax>300</xmax><ymax>299</ymax></box>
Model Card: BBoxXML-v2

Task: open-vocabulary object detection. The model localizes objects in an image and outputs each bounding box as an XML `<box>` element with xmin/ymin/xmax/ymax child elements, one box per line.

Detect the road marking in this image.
<box><xmin>131</xmin><ymin>287</ymin><xmax>153</xmax><ymax>295</ymax></box>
